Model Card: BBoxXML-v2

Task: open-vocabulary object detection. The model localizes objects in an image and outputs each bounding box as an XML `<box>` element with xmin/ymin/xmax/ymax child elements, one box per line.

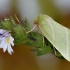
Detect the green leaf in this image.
<box><xmin>12</xmin><ymin>24</ymin><xmax>28</xmax><ymax>45</ymax></box>
<box><xmin>25</xmin><ymin>32</ymin><xmax>53</xmax><ymax>56</ymax></box>
<box><xmin>22</xmin><ymin>18</ymin><xmax>31</xmax><ymax>31</ymax></box>
<box><xmin>0</xmin><ymin>19</ymin><xmax>12</xmax><ymax>31</ymax></box>
<box><xmin>7</xmin><ymin>16</ymin><xmax>17</xmax><ymax>26</ymax></box>
<box><xmin>0</xmin><ymin>16</ymin><xmax>17</xmax><ymax>31</ymax></box>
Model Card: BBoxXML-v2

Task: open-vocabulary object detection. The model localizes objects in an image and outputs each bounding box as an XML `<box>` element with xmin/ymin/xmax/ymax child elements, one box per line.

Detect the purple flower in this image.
<box><xmin>0</xmin><ymin>29</ymin><xmax>14</xmax><ymax>54</ymax></box>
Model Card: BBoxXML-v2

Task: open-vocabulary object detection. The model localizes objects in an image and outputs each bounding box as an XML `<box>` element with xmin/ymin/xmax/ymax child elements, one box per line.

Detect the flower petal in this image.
<box><xmin>0</xmin><ymin>39</ymin><xmax>7</xmax><ymax>51</ymax></box>
<box><xmin>0</xmin><ymin>39</ymin><xmax>5</xmax><ymax>48</ymax></box>
<box><xmin>7</xmin><ymin>44</ymin><xmax>13</xmax><ymax>55</ymax></box>
<box><xmin>0</xmin><ymin>29</ymin><xmax>3</xmax><ymax>34</ymax></box>
<box><xmin>0</xmin><ymin>39</ymin><xmax>5</xmax><ymax>47</ymax></box>
<box><xmin>3</xmin><ymin>43</ymin><xmax>7</xmax><ymax>52</ymax></box>
<box><xmin>10</xmin><ymin>36</ymin><xmax>14</xmax><ymax>46</ymax></box>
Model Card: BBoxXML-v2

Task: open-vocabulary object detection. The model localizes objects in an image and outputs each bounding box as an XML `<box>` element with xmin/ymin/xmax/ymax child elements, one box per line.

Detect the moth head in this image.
<box><xmin>34</xmin><ymin>14</ymin><xmax>53</xmax><ymax>25</ymax></box>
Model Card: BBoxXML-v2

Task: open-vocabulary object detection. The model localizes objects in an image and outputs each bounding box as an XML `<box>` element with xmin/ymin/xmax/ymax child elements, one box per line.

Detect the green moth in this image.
<box><xmin>34</xmin><ymin>14</ymin><xmax>70</xmax><ymax>61</ymax></box>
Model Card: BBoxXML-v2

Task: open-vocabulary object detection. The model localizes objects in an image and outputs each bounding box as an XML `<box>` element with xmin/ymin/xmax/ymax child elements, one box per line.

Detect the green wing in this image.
<box><xmin>35</xmin><ymin>14</ymin><xmax>70</xmax><ymax>61</ymax></box>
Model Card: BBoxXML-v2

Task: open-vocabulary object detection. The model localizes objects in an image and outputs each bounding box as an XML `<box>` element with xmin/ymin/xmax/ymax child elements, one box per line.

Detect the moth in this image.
<box><xmin>32</xmin><ymin>14</ymin><xmax>70</xmax><ymax>61</ymax></box>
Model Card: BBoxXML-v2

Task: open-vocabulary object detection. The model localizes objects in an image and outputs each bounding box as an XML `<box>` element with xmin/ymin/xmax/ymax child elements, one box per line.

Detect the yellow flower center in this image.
<box><xmin>6</xmin><ymin>37</ymin><xmax>10</xmax><ymax>44</ymax></box>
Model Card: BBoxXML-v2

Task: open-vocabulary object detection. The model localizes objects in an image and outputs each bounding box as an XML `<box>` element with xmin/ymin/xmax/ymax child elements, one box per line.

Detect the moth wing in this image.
<box><xmin>38</xmin><ymin>14</ymin><xmax>70</xmax><ymax>61</ymax></box>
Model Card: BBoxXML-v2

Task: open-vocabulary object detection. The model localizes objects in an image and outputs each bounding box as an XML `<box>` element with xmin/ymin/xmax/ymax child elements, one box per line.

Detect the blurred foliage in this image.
<box><xmin>38</xmin><ymin>0</ymin><xmax>59</xmax><ymax>19</ymax></box>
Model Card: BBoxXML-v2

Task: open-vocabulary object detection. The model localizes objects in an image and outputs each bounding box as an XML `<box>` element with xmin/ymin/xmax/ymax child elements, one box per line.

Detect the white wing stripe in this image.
<box><xmin>65</xmin><ymin>28</ymin><xmax>69</xmax><ymax>58</ymax></box>
<box><xmin>46</xmin><ymin>19</ymin><xmax>54</xmax><ymax>40</ymax></box>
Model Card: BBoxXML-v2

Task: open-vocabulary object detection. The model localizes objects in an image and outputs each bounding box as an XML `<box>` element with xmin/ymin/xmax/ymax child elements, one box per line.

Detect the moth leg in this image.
<box><xmin>42</xmin><ymin>35</ymin><xmax>44</xmax><ymax>47</ymax></box>
<box><xmin>26</xmin><ymin>24</ymin><xmax>37</xmax><ymax>33</ymax></box>
<box><xmin>53</xmin><ymin>46</ymin><xmax>56</xmax><ymax>55</ymax></box>
<box><xmin>39</xmin><ymin>34</ymin><xmax>44</xmax><ymax>47</ymax></box>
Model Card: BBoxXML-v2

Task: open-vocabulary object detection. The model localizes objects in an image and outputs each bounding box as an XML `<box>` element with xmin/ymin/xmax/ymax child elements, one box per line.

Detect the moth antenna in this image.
<box><xmin>26</xmin><ymin>24</ymin><xmax>37</xmax><ymax>33</ymax></box>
